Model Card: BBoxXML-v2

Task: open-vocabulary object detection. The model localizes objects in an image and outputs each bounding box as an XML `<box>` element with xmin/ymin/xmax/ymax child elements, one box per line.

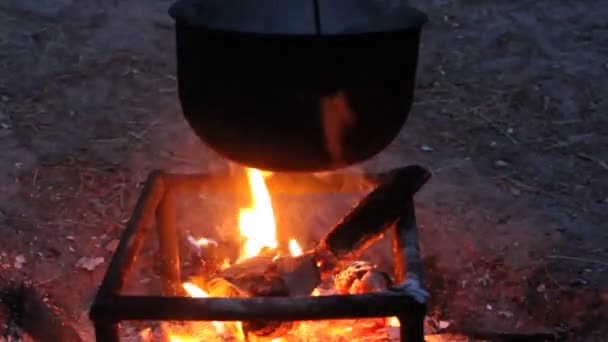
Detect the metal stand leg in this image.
<box><xmin>399</xmin><ymin>307</ymin><xmax>425</xmax><ymax>342</ymax></box>
<box><xmin>94</xmin><ymin>321</ymin><xmax>119</xmax><ymax>342</ymax></box>
<box><xmin>156</xmin><ymin>188</ymin><xmax>181</xmax><ymax>296</ymax></box>
<box><xmin>393</xmin><ymin>198</ymin><xmax>428</xmax><ymax>342</ymax></box>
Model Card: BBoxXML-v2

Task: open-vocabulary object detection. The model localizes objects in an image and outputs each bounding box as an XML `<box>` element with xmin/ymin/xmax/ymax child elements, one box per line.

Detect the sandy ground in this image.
<box><xmin>0</xmin><ymin>0</ymin><xmax>607</xmax><ymax>341</ymax></box>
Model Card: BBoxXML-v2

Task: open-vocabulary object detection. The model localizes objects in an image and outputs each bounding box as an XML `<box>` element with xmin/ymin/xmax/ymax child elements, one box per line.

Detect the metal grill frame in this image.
<box><xmin>89</xmin><ymin>169</ymin><xmax>428</xmax><ymax>342</ymax></box>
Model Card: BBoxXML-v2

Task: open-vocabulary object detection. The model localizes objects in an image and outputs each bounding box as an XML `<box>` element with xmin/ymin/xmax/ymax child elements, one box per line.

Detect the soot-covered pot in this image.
<box><xmin>169</xmin><ymin>0</ymin><xmax>427</xmax><ymax>171</ymax></box>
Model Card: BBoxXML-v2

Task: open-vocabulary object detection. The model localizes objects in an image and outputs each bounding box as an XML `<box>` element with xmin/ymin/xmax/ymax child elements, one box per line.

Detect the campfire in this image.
<box><xmin>89</xmin><ymin>165</ymin><xmax>432</xmax><ymax>342</ymax></box>
<box><xmin>163</xmin><ymin>168</ymin><xmax>401</xmax><ymax>341</ymax></box>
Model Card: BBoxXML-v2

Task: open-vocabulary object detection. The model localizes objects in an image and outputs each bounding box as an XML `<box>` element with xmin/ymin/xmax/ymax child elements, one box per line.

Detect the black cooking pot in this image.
<box><xmin>169</xmin><ymin>0</ymin><xmax>428</xmax><ymax>172</ymax></box>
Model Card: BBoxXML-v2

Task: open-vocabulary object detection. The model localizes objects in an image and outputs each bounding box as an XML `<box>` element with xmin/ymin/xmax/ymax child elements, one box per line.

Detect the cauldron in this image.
<box><xmin>169</xmin><ymin>0</ymin><xmax>427</xmax><ymax>172</ymax></box>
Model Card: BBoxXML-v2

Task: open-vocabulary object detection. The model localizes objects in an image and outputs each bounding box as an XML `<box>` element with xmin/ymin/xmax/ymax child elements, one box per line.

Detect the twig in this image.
<box><xmin>576</xmin><ymin>153</ymin><xmax>608</xmax><ymax>171</ymax></box>
<box><xmin>118</xmin><ymin>172</ymin><xmax>126</xmax><ymax>211</ymax></box>
<box><xmin>501</xmin><ymin>176</ymin><xmax>556</xmax><ymax>198</ymax></box>
<box><xmin>543</xmin><ymin>133</ymin><xmax>594</xmax><ymax>151</ymax></box>
<box><xmin>544</xmin><ymin>263</ymin><xmax>565</xmax><ymax>291</ymax></box>
<box><xmin>32</xmin><ymin>168</ymin><xmax>38</xmax><ymax>187</ymax></box>
<box><xmin>547</xmin><ymin>255</ymin><xmax>608</xmax><ymax>267</ymax></box>
<box><xmin>552</xmin><ymin>119</ymin><xmax>580</xmax><ymax>125</ymax></box>
<box><xmin>157</xmin><ymin>149</ymin><xmax>201</xmax><ymax>166</ymax></box>
<box><xmin>471</xmin><ymin>109</ymin><xmax>519</xmax><ymax>145</ymax></box>
<box><xmin>34</xmin><ymin>273</ymin><xmax>64</xmax><ymax>286</ymax></box>
<box><xmin>75</xmin><ymin>172</ymin><xmax>84</xmax><ymax>198</ymax></box>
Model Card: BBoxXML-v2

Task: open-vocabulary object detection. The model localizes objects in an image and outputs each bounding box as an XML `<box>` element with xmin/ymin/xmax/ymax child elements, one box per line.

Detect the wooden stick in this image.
<box><xmin>314</xmin><ymin>165</ymin><xmax>431</xmax><ymax>276</ymax></box>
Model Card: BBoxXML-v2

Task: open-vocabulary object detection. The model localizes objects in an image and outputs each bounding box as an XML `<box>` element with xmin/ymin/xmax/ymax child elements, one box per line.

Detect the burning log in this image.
<box><xmin>183</xmin><ymin>233</ymin><xmax>236</xmax><ymax>279</ymax></box>
<box><xmin>203</xmin><ymin>165</ymin><xmax>430</xmax><ymax>337</ymax></box>
<box><xmin>313</xmin><ymin>165</ymin><xmax>430</xmax><ymax>277</ymax></box>
<box><xmin>334</xmin><ymin>261</ymin><xmax>392</xmax><ymax>295</ymax></box>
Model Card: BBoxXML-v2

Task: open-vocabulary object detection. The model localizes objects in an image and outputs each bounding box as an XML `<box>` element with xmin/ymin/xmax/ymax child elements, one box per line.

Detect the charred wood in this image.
<box><xmin>314</xmin><ymin>165</ymin><xmax>430</xmax><ymax>276</ymax></box>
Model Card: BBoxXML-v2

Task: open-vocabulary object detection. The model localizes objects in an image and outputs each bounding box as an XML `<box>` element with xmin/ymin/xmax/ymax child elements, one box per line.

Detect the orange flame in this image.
<box><xmin>166</xmin><ymin>168</ymin><xmax>410</xmax><ymax>341</ymax></box>
<box><xmin>182</xmin><ymin>283</ymin><xmax>226</xmax><ymax>334</ymax></box>
<box><xmin>288</xmin><ymin>238</ymin><xmax>303</xmax><ymax>257</ymax></box>
<box><xmin>237</xmin><ymin>168</ymin><xmax>278</xmax><ymax>261</ymax></box>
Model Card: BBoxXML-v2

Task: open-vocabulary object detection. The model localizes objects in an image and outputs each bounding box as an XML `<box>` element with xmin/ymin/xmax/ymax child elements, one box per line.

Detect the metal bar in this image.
<box><xmin>93</xmin><ymin>170</ymin><xmax>166</xmax><ymax>298</ymax></box>
<box><xmin>399</xmin><ymin>200</ymin><xmax>424</xmax><ymax>279</ymax></box>
<box><xmin>93</xmin><ymin>321</ymin><xmax>119</xmax><ymax>342</ymax></box>
<box><xmin>399</xmin><ymin>310</ymin><xmax>425</xmax><ymax>342</ymax></box>
<box><xmin>90</xmin><ymin>290</ymin><xmax>424</xmax><ymax>322</ymax></box>
<box><xmin>156</xmin><ymin>187</ymin><xmax>181</xmax><ymax>296</ymax></box>
<box><xmin>90</xmin><ymin>167</ymin><xmax>432</xmax><ymax>342</ymax></box>
<box><xmin>391</xmin><ymin>222</ymin><xmax>405</xmax><ymax>284</ymax></box>
<box><xmin>161</xmin><ymin>172</ymin><xmax>378</xmax><ymax>195</ymax></box>
<box><xmin>392</xmin><ymin>199</ymin><xmax>423</xmax><ymax>282</ymax></box>
<box><xmin>393</xmin><ymin>198</ymin><xmax>427</xmax><ymax>342</ymax></box>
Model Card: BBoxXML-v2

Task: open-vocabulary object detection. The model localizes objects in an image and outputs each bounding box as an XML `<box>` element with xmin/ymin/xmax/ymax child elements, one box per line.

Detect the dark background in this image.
<box><xmin>0</xmin><ymin>0</ymin><xmax>606</xmax><ymax>340</ymax></box>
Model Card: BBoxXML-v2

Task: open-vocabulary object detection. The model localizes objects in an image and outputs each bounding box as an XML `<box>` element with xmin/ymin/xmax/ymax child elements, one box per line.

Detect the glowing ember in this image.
<box><xmin>237</xmin><ymin>168</ymin><xmax>278</xmax><ymax>261</ymax></box>
<box><xmin>389</xmin><ymin>316</ymin><xmax>401</xmax><ymax>327</ymax></box>
<box><xmin>182</xmin><ymin>283</ymin><xmax>226</xmax><ymax>334</ymax></box>
<box><xmin>288</xmin><ymin>239</ymin><xmax>303</xmax><ymax>257</ymax></box>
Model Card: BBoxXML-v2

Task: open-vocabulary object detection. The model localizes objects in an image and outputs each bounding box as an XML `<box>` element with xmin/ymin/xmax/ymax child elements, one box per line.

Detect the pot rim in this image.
<box><xmin>169</xmin><ymin>0</ymin><xmax>428</xmax><ymax>37</ymax></box>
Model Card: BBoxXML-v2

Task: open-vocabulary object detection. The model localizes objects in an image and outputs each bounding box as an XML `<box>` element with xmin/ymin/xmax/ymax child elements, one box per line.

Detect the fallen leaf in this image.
<box><xmin>105</xmin><ymin>239</ymin><xmax>119</xmax><ymax>253</ymax></box>
<box><xmin>536</xmin><ymin>283</ymin><xmax>546</xmax><ymax>293</ymax></box>
<box><xmin>494</xmin><ymin>160</ymin><xmax>509</xmax><ymax>167</ymax></box>
<box><xmin>14</xmin><ymin>255</ymin><xmax>26</xmax><ymax>269</ymax></box>
<box><xmin>498</xmin><ymin>311</ymin><xmax>514</xmax><ymax>319</ymax></box>
<box><xmin>76</xmin><ymin>257</ymin><xmax>105</xmax><ymax>271</ymax></box>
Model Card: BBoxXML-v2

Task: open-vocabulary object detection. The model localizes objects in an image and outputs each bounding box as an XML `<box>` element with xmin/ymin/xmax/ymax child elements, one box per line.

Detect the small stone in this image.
<box><xmin>105</xmin><ymin>239</ymin><xmax>119</xmax><ymax>253</ymax></box>
<box><xmin>536</xmin><ymin>283</ymin><xmax>546</xmax><ymax>293</ymax></box>
<box><xmin>76</xmin><ymin>257</ymin><xmax>105</xmax><ymax>271</ymax></box>
<box><xmin>498</xmin><ymin>311</ymin><xmax>514</xmax><ymax>319</ymax></box>
<box><xmin>66</xmin><ymin>235</ymin><xmax>75</xmax><ymax>241</ymax></box>
<box><xmin>494</xmin><ymin>160</ymin><xmax>509</xmax><ymax>167</ymax></box>
<box><xmin>68</xmin><ymin>246</ymin><xmax>75</xmax><ymax>252</ymax></box>
<box><xmin>489</xmin><ymin>141</ymin><xmax>497</xmax><ymax>147</ymax></box>
<box><xmin>438</xmin><ymin>320</ymin><xmax>450</xmax><ymax>329</ymax></box>
<box><xmin>507</xmin><ymin>127</ymin><xmax>514</xmax><ymax>134</ymax></box>
<box><xmin>14</xmin><ymin>255</ymin><xmax>26</xmax><ymax>269</ymax></box>
<box><xmin>570</xmin><ymin>279</ymin><xmax>588</xmax><ymax>286</ymax></box>
<box><xmin>486</xmin><ymin>304</ymin><xmax>493</xmax><ymax>311</ymax></box>
<box><xmin>510</xmin><ymin>187</ymin><xmax>521</xmax><ymax>196</ymax></box>
<box><xmin>419</xmin><ymin>145</ymin><xmax>435</xmax><ymax>152</ymax></box>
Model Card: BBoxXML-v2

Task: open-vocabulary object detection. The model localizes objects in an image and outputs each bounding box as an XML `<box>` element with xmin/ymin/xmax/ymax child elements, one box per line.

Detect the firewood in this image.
<box><xmin>314</xmin><ymin>165</ymin><xmax>431</xmax><ymax>276</ymax></box>
<box><xmin>202</xmin><ymin>165</ymin><xmax>430</xmax><ymax>337</ymax></box>
<box><xmin>334</xmin><ymin>261</ymin><xmax>392</xmax><ymax>295</ymax></box>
